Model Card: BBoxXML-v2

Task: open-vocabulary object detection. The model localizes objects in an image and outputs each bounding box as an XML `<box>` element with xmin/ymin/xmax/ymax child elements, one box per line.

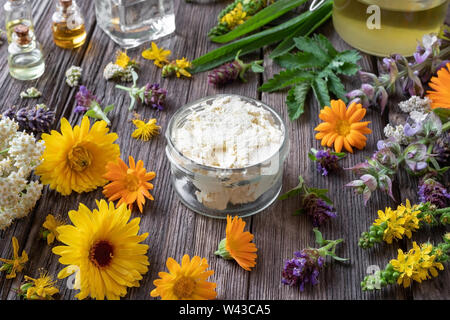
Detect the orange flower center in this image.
<box><xmin>173</xmin><ymin>277</ymin><xmax>196</xmax><ymax>299</ymax></box>
<box><xmin>89</xmin><ymin>240</ymin><xmax>114</xmax><ymax>268</ymax></box>
<box><xmin>68</xmin><ymin>146</ymin><xmax>92</xmax><ymax>172</ymax></box>
<box><xmin>336</xmin><ymin>120</ymin><xmax>351</xmax><ymax>136</ymax></box>
<box><xmin>125</xmin><ymin>171</ymin><xmax>140</xmax><ymax>192</ymax></box>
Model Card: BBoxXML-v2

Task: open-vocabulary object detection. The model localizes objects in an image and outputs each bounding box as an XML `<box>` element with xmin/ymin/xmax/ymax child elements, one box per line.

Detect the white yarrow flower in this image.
<box><xmin>65</xmin><ymin>65</ymin><xmax>82</xmax><ymax>87</ymax></box>
<box><xmin>0</xmin><ymin>117</ymin><xmax>44</xmax><ymax>230</ymax></box>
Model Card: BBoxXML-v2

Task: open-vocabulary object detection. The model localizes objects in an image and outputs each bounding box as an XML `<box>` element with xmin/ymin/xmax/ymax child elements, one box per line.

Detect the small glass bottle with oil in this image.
<box><xmin>3</xmin><ymin>0</ymin><xmax>35</xmax><ymax>43</ymax></box>
<box><xmin>8</xmin><ymin>24</ymin><xmax>45</xmax><ymax>80</ymax></box>
<box><xmin>52</xmin><ymin>0</ymin><xmax>87</xmax><ymax>49</ymax></box>
<box><xmin>333</xmin><ymin>0</ymin><xmax>449</xmax><ymax>57</ymax></box>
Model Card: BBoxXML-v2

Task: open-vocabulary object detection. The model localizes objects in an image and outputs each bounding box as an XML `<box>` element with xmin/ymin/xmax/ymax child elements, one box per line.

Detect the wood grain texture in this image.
<box><xmin>0</xmin><ymin>0</ymin><xmax>448</xmax><ymax>300</ymax></box>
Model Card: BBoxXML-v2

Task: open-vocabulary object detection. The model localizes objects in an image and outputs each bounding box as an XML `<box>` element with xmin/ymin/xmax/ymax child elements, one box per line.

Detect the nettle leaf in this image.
<box><xmin>311</xmin><ymin>77</ymin><xmax>331</xmax><ymax>109</ymax></box>
<box><xmin>275</xmin><ymin>52</ymin><xmax>326</xmax><ymax>70</ymax></box>
<box><xmin>315</xmin><ymin>34</ymin><xmax>338</xmax><ymax>58</ymax></box>
<box><xmin>326</xmin><ymin>72</ymin><xmax>348</xmax><ymax>101</ymax></box>
<box><xmin>337</xmin><ymin>50</ymin><xmax>361</xmax><ymax>64</ymax></box>
<box><xmin>286</xmin><ymin>82</ymin><xmax>311</xmax><ymax>120</ymax></box>
<box><xmin>293</xmin><ymin>36</ymin><xmax>330</xmax><ymax>65</ymax></box>
<box><xmin>259</xmin><ymin>69</ymin><xmax>314</xmax><ymax>92</ymax></box>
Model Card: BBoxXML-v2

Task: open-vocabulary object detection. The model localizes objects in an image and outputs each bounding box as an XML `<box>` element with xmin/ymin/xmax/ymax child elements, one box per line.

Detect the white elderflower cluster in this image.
<box><xmin>0</xmin><ymin>117</ymin><xmax>45</xmax><ymax>230</ymax></box>
<box><xmin>383</xmin><ymin>124</ymin><xmax>411</xmax><ymax>145</ymax></box>
<box><xmin>398</xmin><ymin>96</ymin><xmax>431</xmax><ymax>114</ymax></box>
<box><xmin>103</xmin><ymin>62</ymin><xmax>133</xmax><ymax>82</ymax></box>
<box><xmin>65</xmin><ymin>65</ymin><xmax>82</xmax><ymax>87</ymax></box>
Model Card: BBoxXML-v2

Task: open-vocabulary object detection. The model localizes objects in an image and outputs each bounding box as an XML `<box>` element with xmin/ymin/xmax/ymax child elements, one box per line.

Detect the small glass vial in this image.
<box><xmin>4</xmin><ymin>0</ymin><xmax>35</xmax><ymax>43</ymax></box>
<box><xmin>8</xmin><ymin>25</ymin><xmax>45</xmax><ymax>81</ymax></box>
<box><xmin>52</xmin><ymin>0</ymin><xmax>87</xmax><ymax>49</ymax></box>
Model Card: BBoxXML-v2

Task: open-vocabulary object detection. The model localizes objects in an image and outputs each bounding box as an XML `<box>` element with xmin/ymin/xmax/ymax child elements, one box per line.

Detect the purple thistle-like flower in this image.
<box><xmin>303</xmin><ymin>194</ymin><xmax>337</xmax><ymax>227</ymax></box>
<box><xmin>143</xmin><ymin>83</ymin><xmax>167</xmax><ymax>110</ymax></box>
<box><xmin>418</xmin><ymin>178</ymin><xmax>450</xmax><ymax>209</ymax></box>
<box><xmin>315</xmin><ymin>149</ymin><xmax>340</xmax><ymax>176</ymax></box>
<box><xmin>282</xmin><ymin>249</ymin><xmax>324</xmax><ymax>291</ymax></box>
<box><xmin>75</xmin><ymin>85</ymin><xmax>98</xmax><ymax>113</ymax></box>
<box><xmin>208</xmin><ymin>61</ymin><xmax>241</xmax><ymax>86</ymax></box>
<box><xmin>3</xmin><ymin>105</ymin><xmax>55</xmax><ymax>133</ymax></box>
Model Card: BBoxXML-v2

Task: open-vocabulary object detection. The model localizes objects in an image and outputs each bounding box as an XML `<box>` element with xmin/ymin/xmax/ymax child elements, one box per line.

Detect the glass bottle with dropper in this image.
<box><xmin>3</xmin><ymin>0</ymin><xmax>35</xmax><ymax>43</ymax></box>
<box><xmin>52</xmin><ymin>0</ymin><xmax>87</xmax><ymax>49</ymax></box>
<box><xmin>8</xmin><ymin>24</ymin><xmax>45</xmax><ymax>81</ymax></box>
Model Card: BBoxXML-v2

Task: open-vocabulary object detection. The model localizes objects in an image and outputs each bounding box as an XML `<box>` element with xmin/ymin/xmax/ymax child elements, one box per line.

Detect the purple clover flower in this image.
<box><xmin>144</xmin><ymin>83</ymin><xmax>167</xmax><ymax>110</ymax></box>
<box><xmin>303</xmin><ymin>194</ymin><xmax>337</xmax><ymax>227</ymax></box>
<box><xmin>75</xmin><ymin>85</ymin><xmax>98</xmax><ymax>113</ymax></box>
<box><xmin>314</xmin><ymin>149</ymin><xmax>340</xmax><ymax>176</ymax></box>
<box><xmin>282</xmin><ymin>249</ymin><xmax>324</xmax><ymax>291</ymax></box>
<box><xmin>418</xmin><ymin>178</ymin><xmax>450</xmax><ymax>209</ymax></box>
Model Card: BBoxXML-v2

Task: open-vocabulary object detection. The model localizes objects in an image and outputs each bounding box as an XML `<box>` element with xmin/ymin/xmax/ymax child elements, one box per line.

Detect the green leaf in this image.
<box><xmin>313</xmin><ymin>228</ymin><xmax>326</xmax><ymax>247</ymax></box>
<box><xmin>294</xmin><ymin>36</ymin><xmax>330</xmax><ymax>65</ymax></box>
<box><xmin>311</xmin><ymin>77</ymin><xmax>331</xmax><ymax>109</ymax></box>
<box><xmin>104</xmin><ymin>104</ymin><xmax>115</xmax><ymax>113</ymax></box>
<box><xmin>326</xmin><ymin>71</ymin><xmax>348</xmax><ymax>101</ymax></box>
<box><xmin>259</xmin><ymin>69</ymin><xmax>314</xmax><ymax>92</ymax></box>
<box><xmin>336</xmin><ymin>49</ymin><xmax>361</xmax><ymax>64</ymax></box>
<box><xmin>275</xmin><ymin>52</ymin><xmax>325</xmax><ymax>70</ymax></box>
<box><xmin>250</xmin><ymin>63</ymin><xmax>265</xmax><ymax>73</ymax></box>
<box><xmin>315</xmin><ymin>34</ymin><xmax>338</xmax><ymax>58</ymax></box>
<box><xmin>269</xmin><ymin>7</ymin><xmax>332</xmax><ymax>59</ymax></box>
<box><xmin>190</xmin><ymin>0</ymin><xmax>333</xmax><ymax>74</ymax></box>
<box><xmin>329</xmin><ymin>253</ymin><xmax>349</xmax><ymax>262</ymax></box>
<box><xmin>286</xmin><ymin>82</ymin><xmax>311</xmax><ymax>120</ymax></box>
<box><xmin>433</xmin><ymin>108</ymin><xmax>450</xmax><ymax>122</ymax></box>
<box><xmin>308</xmin><ymin>187</ymin><xmax>333</xmax><ymax>204</ymax></box>
<box><xmin>211</xmin><ymin>0</ymin><xmax>309</xmax><ymax>43</ymax></box>
<box><xmin>335</xmin><ymin>62</ymin><xmax>360</xmax><ymax>76</ymax></box>
<box><xmin>279</xmin><ymin>175</ymin><xmax>305</xmax><ymax>200</ymax></box>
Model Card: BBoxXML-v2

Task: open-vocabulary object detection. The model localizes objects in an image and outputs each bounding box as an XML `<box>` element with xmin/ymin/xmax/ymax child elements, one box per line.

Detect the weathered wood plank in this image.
<box><xmin>250</xmin><ymin>22</ymin><xmax>409</xmax><ymax>300</ymax></box>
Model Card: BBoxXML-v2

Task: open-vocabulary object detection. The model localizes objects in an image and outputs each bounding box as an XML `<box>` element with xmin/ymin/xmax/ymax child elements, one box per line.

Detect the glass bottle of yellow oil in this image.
<box><xmin>333</xmin><ymin>0</ymin><xmax>449</xmax><ymax>57</ymax></box>
<box><xmin>52</xmin><ymin>0</ymin><xmax>86</xmax><ymax>49</ymax></box>
<box><xmin>4</xmin><ymin>0</ymin><xmax>35</xmax><ymax>43</ymax></box>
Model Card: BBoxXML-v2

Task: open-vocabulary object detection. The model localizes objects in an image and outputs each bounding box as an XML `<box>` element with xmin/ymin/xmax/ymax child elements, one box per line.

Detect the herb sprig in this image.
<box><xmin>260</xmin><ymin>34</ymin><xmax>361</xmax><ymax>120</ymax></box>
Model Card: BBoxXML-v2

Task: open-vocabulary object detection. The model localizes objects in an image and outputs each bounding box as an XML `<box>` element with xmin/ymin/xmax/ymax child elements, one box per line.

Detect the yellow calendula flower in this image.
<box><xmin>21</xmin><ymin>270</ymin><xmax>59</xmax><ymax>300</ymax></box>
<box><xmin>221</xmin><ymin>3</ymin><xmax>247</xmax><ymax>29</ymax></box>
<box><xmin>142</xmin><ymin>42</ymin><xmax>171</xmax><ymax>67</ymax></box>
<box><xmin>52</xmin><ymin>200</ymin><xmax>150</xmax><ymax>300</ymax></box>
<box><xmin>390</xmin><ymin>242</ymin><xmax>444</xmax><ymax>288</ymax></box>
<box><xmin>131</xmin><ymin>118</ymin><xmax>161</xmax><ymax>141</ymax></box>
<box><xmin>115</xmin><ymin>50</ymin><xmax>131</xmax><ymax>69</ymax></box>
<box><xmin>35</xmin><ymin>117</ymin><xmax>120</xmax><ymax>196</ymax></box>
<box><xmin>0</xmin><ymin>237</ymin><xmax>28</xmax><ymax>279</ymax></box>
<box><xmin>103</xmin><ymin>156</ymin><xmax>155</xmax><ymax>213</ymax></box>
<box><xmin>151</xmin><ymin>254</ymin><xmax>217</xmax><ymax>300</ymax></box>
<box><xmin>373</xmin><ymin>200</ymin><xmax>421</xmax><ymax>244</ymax></box>
<box><xmin>42</xmin><ymin>214</ymin><xmax>65</xmax><ymax>245</ymax></box>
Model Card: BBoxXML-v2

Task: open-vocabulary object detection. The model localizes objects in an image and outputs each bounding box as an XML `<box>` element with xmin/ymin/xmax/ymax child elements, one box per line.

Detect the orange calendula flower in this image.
<box><xmin>314</xmin><ymin>99</ymin><xmax>372</xmax><ymax>153</ymax></box>
<box><xmin>215</xmin><ymin>215</ymin><xmax>257</xmax><ymax>271</ymax></box>
<box><xmin>427</xmin><ymin>63</ymin><xmax>450</xmax><ymax>109</ymax></box>
<box><xmin>0</xmin><ymin>237</ymin><xmax>28</xmax><ymax>279</ymax></box>
<box><xmin>103</xmin><ymin>156</ymin><xmax>156</xmax><ymax>213</ymax></box>
<box><xmin>150</xmin><ymin>254</ymin><xmax>217</xmax><ymax>300</ymax></box>
<box><xmin>142</xmin><ymin>42</ymin><xmax>171</xmax><ymax>67</ymax></box>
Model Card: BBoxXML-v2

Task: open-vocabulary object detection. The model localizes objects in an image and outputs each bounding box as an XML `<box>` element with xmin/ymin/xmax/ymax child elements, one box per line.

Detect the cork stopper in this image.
<box><xmin>14</xmin><ymin>24</ymin><xmax>31</xmax><ymax>45</ymax></box>
<box><xmin>60</xmin><ymin>0</ymin><xmax>72</xmax><ymax>12</ymax></box>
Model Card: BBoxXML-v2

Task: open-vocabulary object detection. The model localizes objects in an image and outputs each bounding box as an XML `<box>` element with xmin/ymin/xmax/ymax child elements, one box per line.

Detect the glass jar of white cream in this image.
<box><xmin>165</xmin><ymin>94</ymin><xmax>290</xmax><ymax>218</ymax></box>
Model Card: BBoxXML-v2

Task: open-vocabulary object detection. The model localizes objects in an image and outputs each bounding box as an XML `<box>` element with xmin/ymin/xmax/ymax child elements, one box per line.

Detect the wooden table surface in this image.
<box><xmin>0</xmin><ymin>0</ymin><xmax>449</xmax><ymax>300</ymax></box>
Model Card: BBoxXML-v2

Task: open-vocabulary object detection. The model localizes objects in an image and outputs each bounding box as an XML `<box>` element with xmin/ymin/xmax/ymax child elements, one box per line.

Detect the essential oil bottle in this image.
<box><xmin>4</xmin><ymin>0</ymin><xmax>35</xmax><ymax>43</ymax></box>
<box><xmin>8</xmin><ymin>24</ymin><xmax>45</xmax><ymax>81</ymax></box>
<box><xmin>52</xmin><ymin>0</ymin><xmax>86</xmax><ymax>49</ymax></box>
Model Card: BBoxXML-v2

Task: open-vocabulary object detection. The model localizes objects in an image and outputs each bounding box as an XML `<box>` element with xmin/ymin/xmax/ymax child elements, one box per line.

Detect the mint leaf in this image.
<box><xmin>287</xmin><ymin>82</ymin><xmax>311</xmax><ymax>120</ymax></box>
<box><xmin>259</xmin><ymin>69</ymin><xmax>314</xmax><ymax>92</ymax></box>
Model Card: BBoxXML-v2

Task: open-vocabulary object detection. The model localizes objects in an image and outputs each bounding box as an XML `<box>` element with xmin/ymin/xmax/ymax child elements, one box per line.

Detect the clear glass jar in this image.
<box><xmin>8</xmin><ymin>24</ymin><xmax>45</xmax><ymax>80</ymax></box>
<box><xmin>165</xmin><ymin>94</ymin><xmax>290</xmax><ymax>219</ymax></box>
<box><xmin>4</xmin><ymin>0</ymin><xmax>34</xmax><ymax>43</ymax></box>
<box><xmin>94</xmin><ymin>0</ymin><xmax>176</xmax><ymax>49</ymax></box>
<box><xmin>333</xmin><ymin>0</ymin><xmax>448</xmax><ymax>57</ymax></box>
